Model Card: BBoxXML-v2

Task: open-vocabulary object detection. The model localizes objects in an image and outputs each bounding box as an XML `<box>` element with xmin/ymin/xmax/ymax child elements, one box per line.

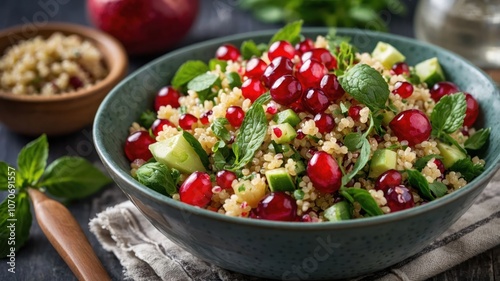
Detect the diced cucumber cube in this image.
<box><xmin>149</xmin><ymin>134</ymin><xmax>206</xmax><ymax>174</ymax></box>
<box><xmin>436</xmin><ymin>142</ymin><xmax>467</xmax><ymax>169</ymax></box>
<box><xmin>271</xmin><ymin>123</ymin><xmax>297</xmax><ymax>144</ymax></box>
<box><xmin>371</xmin><ymin>42</ymin><xmax>406</xmax><ymax>69</ymax></box>
<box><xmin>415</xmin><ymin>57</ymin><xmax>445</xmax><ymax>86</ymax></box>
<box><xmin>369</xmin><ymin>149</ymin><xmax>397</xmax><ymax>178</ymax></box>
<box><xmin>265</xmin><ymin>168</ymin><xmax>296</xmax><ymax>192</ymax></box>
<box><xmin>324</xmin><ymin>201</ymin><xmax>352</xmax><ymax>221</ymax></box>
<box><xmin>273</xmin><ymin>109</ymin><xmax>301</xmax><ymax>127</ymax></box>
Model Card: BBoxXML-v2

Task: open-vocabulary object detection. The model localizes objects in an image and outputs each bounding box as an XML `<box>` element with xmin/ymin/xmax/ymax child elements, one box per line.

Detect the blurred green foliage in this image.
<box><xmin>239</xmin><ymin>0</ymin><xmax>407</xmax><ymax>31</ymax></box>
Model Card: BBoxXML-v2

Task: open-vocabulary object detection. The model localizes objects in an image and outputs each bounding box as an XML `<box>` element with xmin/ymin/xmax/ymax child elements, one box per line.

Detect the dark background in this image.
<box><xmin>0</xmin><ymin>0</ymin><xmax>499</xmax><ymax>280</ymax></box>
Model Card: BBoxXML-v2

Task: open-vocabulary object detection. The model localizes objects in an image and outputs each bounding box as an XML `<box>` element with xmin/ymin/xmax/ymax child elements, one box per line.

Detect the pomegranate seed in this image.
<box><xmin>461</xmin><ymin>126</ymin><xmax>470</xmax><ymax>136</ymax></box>
<box><xmin>463</xmin><ymin>93</ymin><xmax>479</xmax><ymax>127</ymax></box>
<box><xmin>151</xmin><ymin>119</ymin><xmax>175</xmax><ymax>136</ymax></box>
<box><xmin>307</xmin><ymin>151</ymin><xmax>342</xmax><ymax>193</ymax></box>
<box><xmin>216</xmin><ymin>170</ymin><xmax>237</xmax><ymax>190</ymax></box>
<box><xmin>262</xmin><ymin>57</ymin><xmax>294</xmax><ymax>88</ymax></box>
<box><xmin>297</xmin><ymin>59</ymin><xmax>328</xmax><ymax>89</ymax></box>
<box><xmin>375</xmin><ymin>169</ymin><xmax>402</xmax><ymax>193</ymax></box>
<box><xmin>69</xmin><ymin>76</ymin><xmax>83</xmax><ymax>89</ymax></box>
<box><xmin>242</xmin><ymin>78</ymin><xmax>266</xmax><ymax>102</ymax></box>
<box><xmin>200</xmin><ymin>110</ymin><xmax>212</xmax><ymax>125</ymax></box>
<box><xmin>266</xmin><ymin>105</ymin><xmax>278</xmax><ymax>115</ymax></box>
<box><xmin>300</xmin><ymin>214</ymin><xmax>313</xmax><ymax>222</ymax></box>
<box><xmin>273</xmin><ymin>127</ymin><xmax>283</xmax><ymax>138</ymax></box>
<box><xmin>385</xmin><ymin>185</ymin><xmax>415</xmax><ymax>212</ymax></box>
<box><xmin>256</xmin><ymin>192</ymin><xmax>297</xmax><ymax>221</ymax></box>
<box><xmin>295</xmin><ymin>38</ymin><xmax>315</xmax><ymax>55</ymax></box>
<box><xmin>389</xmin><ymin>109</ymin><xmax>432</xmax><ymax>146</ymax></box>
<box><xmin>226</xmin><ymin>106</ymin><xmax>245</xmax><ymax>127</ymax></box>
<box><xmin>179</xmin><ymin>172</ymin><xmax>213</xmax><ymax>207</ymax></box>
<box><xmin>124</xmin><ymin>131</ymin><xmax>155</xmax><ymax>161</ymax></box>
<box><xmin>268</xmin><ymin>40</ymin><xmax>296</xmax><ymax>61</ymax></box>
<box><xmin>215</xmin><ymin>44</ymin><xmax>241</xmax><ymax>61</ymax></box>
<box><xmin>392</xmin><ymin>81</ymin><xmax>414</xmax><ymax>98</ymax></box>
<box><xmin>289</xmin><ymin>99</ymin><xmax>306</xmax><ymax>113</ymax></box>
<box><xmin>301</xmin><ymin>48</ymin><xmax>337</xmax><ymax>70</ymax></box>
<box><xmin>313</xmin><ymin>113</ymin><xmax>335</xmax><ymax>134</ymax></box>
<box><xmin>245</xmin><ymin>58</ymin><xmax>267</xmax><ymax>78</ymax></box>
<box><xmin>179</xmin><ymin>114</ymin><xmax>198</xmax><ymax>130</ymax></box>
<box><xmin>430</xmin><ymin>81</ymin><xmax>460</xmax><ymax>101</ymax></box>
<box><xmin>348</xmin><ymin>105</ymin><xmax>362</xmax><ymax>121</ymax></box>
<box><xmin>434</xmin><ymin>159</ymin><xmax>446</xmax><ymax>176</ymax></box>
<box><xmin>155</xmin><ymin>86</ymin><xmax>181</xmax><ymax>111</ymax></box>
<box><xmin>319</xmin><ymin>74</ymin><xmax>345</xmax><ymax>102</ymax></box>
<box><xmin>302</xmin><ymin>88</ymin><xmax>330</xmax><ymax>114</ymax></box>
<box><xmin>270</xmin><ymin>75</ymin><xmax>303</xmax><ymax>105</ymax></box>
<box><xmin>296</xmin><ymin>129</ymin><xmax>305</xmax><ymax>140</ymax></box>
<box><xmin>391</xmin><ymin>62</ymin><xmax>410</xmax><ymax>76</ymax></box>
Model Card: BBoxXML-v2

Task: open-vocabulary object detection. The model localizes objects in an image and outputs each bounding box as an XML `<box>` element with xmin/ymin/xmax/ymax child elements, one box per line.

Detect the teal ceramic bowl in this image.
<box><xmin>94</xmin><ymin>28</ymin><xmax>500</xmax><ymax>280</ymax></box>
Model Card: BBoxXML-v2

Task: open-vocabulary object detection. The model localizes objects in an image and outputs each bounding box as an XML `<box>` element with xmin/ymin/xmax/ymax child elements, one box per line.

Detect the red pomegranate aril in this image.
<box><xmin>216</xmin><ymin>170</ymin><xmax>237</xmax><ymax>190</ymax></box>
<box><xmin>268</xmin><ymin>40</ymin><xmax>296</xmax><ymax>61</ymax></box>
<box><xmin>179</xmin><ymin>172</ymin><xmax>213</xmax><ymax>207</ymax></box>
<box><xmin>348</xmin><ymin>105</ymin><xmax>362</xmax><ymax>121</ymax></box>
<box><xmin>226</xmin><ymin>106</ymin><xmax>245</xmax><ymax>127</ymax></box>
<box><xmin>266</xmin><ymin>105</ymin><xmax>278</xmax><ymax>115</ymax></box>
<box><xmin>273</xmin><ymin>127</ymin><xmax>283</xmax><ymax>138</ymax></box>
<box><xmin>200</xmin><ymin>110</ymin><xmax>212</xmax><ymax>125</ymax></box>
<box><xmin>179</xmin><ymin>113</ymin><xmax>198</xmax><ymax>130</ymax></box>
<box><xmin>296</xmin><ymin>129</ymin><xmax>305</xmax><ymax>140</ymax></box>
<box><xmin>245</xmin><ymin>58</ymin><xmax>267</xmax><ymax>78</ymax></box>
<box><xmin>124</xmin><ymin>131</ymin><xmax>155</xmax><ymax>161</ymax></box>
<box><xmin>302</xmin><ymin>88</ymin><xmax>330</xmax><ymax>114</ymax></box>
<box><xmin>215</xmin><ymin>44</ymin><xmax>241</xmax><ymax>61</ymax></box>
<box><xmin>375</xmin><ymin>169</ymin><xmax>402</xmax><ymax>193</ymax></box>
<box><xmin>314</xmin><ymin>113</ymin><xmax>335</xmax><ymax>134</ymax></box>
<box><xmin>69</xmin><ymin>76</ymin><xmax>83</xmax><ymax>89</ymax></box>
<box><xmin>392</xmin><ymin>81</ymin><xmax>414</xmax><ymax>98</ymax></box>
<box><xmin>151</xmin><ymin>119</ymin><xmax>174</xmax><ymax>136</ymax></box>
<box><xmin>297</xmin><ymin>59</ymin><xmax>328</xmax><ymax>89</ymax></box>
<box><xmin>295</xmin><ymin>38</ymin><xmax>315</xmax><ymax>55</ymax></box>
<box><xmin>319</xmin><ymin>74</ymin><xmax>345</xmax><ymax>102</ymax></box>
<box><xmin>270</xmin><ymin>75</ymin><xmax>303</xmax><ymax>105</ymax></box>
<box><xmin>430</xmin><ymin>81</ymin><xmax>460</xmax><ymax>101</ymax></box>
<box><xmin>242</xmin><ymin>78</ymin><xmax>266</xmax><ymax>102</ymax></box>
<box><xmin>301</xmin><ymin>48</ymin><xmax>337</xmax><ymax>70</ymax></box>
<box><xmin>154</xmin><ymin>86</ymin><xmax>181</xmax><ymax>111</ymax></box>
<box><xmin>434</xmin><ymin>159</ymin><xmax>446</xmax><ymax>176</ymax></box>
<box><xmin>307</xmin><ymin>151</ymin><xmax>342</xmax><ymax>193</ymax></box>
<box><xmin>256</xmin><ymin>192</ymin><xmax>297</xmax><ymax>221</ymax></box>
<box><xmin>385</xmin><ymin>185</ymin><xmax>415</xmax><ymax>212</ymax></box>
<box><xmin>289</xmin><ymin>99</ymin><xmax>306</xmax><ymax>113</ymax></box>
<box><xmin>463</xmin><ymin>93</ymin><xmax>479</xmax><ymax>127</ymax></box>
<box><xmin>300</xmin><ymin>214</ymin><xmax>313</xmax><ymax>222</ymax></box>
<box><xmin>391</xmin><ymin>62</ymin><xmax>410</xmax><ymax>76</ymax></box>
<box><xmin>389</xmin><ymin>109</ymin><xmax>432</xmax><ymax>146</ymax></box>
<box><xmin>262</xmin><ymin>57</ymin><xmax>294</xmax><ymax>88</ymax></box>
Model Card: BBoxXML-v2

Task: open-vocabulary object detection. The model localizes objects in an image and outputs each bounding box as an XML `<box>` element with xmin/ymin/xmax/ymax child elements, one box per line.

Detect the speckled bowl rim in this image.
<box><xmin>0</xmin><ymin>22</ymin><xmax>127</xmax><ymax>103</ymax></box>
<box><xmin>95</xmin><ymin>27</ymin><xmax>500</xmax><ymax>230</ymax></box>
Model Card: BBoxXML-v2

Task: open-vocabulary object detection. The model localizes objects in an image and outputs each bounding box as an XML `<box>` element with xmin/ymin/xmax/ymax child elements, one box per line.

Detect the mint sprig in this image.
<box><xmin>241</xmin><ymin>40</ymin><xmax>263</xmax><ymax>60</ymax></box>
<box><xmin>187</xmin><ymin>73</ymin><xmax>220</xmax><ymax>103</ymax></box>
<box><xmin>269</xmin><ymin>20</ymin><xmax>303</xmax><ymax>45</ymax></box>
<box><xmin>171</xmin><ymin>60</ymin><xmax>209</xmax><ymax>89</ymax></box>
<box><xmin>464</xmin><ymin>128</ymin><xmax>490</xmax><ymax>150</ymax></box>
<box><xmin>340</xmin><ymin>187</ymin><xmax>384</xmax><ymax>217</ymax></box>
<box><xmin>430</xmin><ymin>93</ymin><xmax>467</xmax><ymax>137</ymax></box>
<box><xmin>0</xmin><ymin>135</ymin><xmax>112</xmax><ymax>257</ymax></box>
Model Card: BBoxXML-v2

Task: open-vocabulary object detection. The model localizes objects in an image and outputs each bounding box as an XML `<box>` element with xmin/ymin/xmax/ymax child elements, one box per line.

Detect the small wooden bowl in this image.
<box><xmin>0</xmin><ymin>22</ymin><xmax>128</xmax><ymax>136</ymax></box>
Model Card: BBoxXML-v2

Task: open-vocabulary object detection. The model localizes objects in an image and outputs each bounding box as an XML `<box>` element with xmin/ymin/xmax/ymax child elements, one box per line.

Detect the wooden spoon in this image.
<box><xmin>28</xmin><ymin>188</ymin><xmax>111</xmax><ymax>281</ymax></box>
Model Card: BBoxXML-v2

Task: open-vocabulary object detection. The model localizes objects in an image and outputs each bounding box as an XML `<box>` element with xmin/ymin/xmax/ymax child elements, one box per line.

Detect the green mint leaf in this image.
<box><xmin>0</xmin><ymin>191</ymin><xmax>32</xmax><ymax>257</ymax></box>
<box><xmin>413</xmin><ymin>154</ymin><xmax>443</xmax><ymax>171</ymax></box>
<box><xmin>226</xmin><ymin>72</ymin><xmax>242</xmax><ymax>89</ymax></box>
<box><xmin>230</xmin><ymin>93</ymin><xmax>271</xmax><ymax>170</ymax></box>
<box><xmin>136</xmin><ymin>162</ymin><xmax>177</xmax><ymax>196</ymax></box>
<box><xmin>334</xmin><ymin>41</ymin><xmax>356</xmax><ymax>74</ymax></box>
<box><xmin>170</xmin><ymin>168</ymin><xmax>181</xmax><ymax>187</ymax></box>
<box><xmin>340</xmin><ymin>188</ymin><xmax>384</xmax><ymax>216</ymax></box>
<box><xmin>39</xmin><ymin>157</ymin><xmax>112</xmax><ymax>200</ymax></box>
<box><xmin>212</xmin><ymin>141</ymin><xmax>234</xmax><ymax>171</ymax></box>
<box><xmin>464</xmin><ymin>128</ymin><xmax>490</xmax><ymax>150</ymax></box>
<box><xmin>208</xmin><ymin>59</ymin><xmax>227</xmax><ymax>71</ymax></box>
<box><xmin>342</xmin><ymin>138</ymin><xmax>370</xmax><ymax>185</ymax></box>
<box><xmin>269</xmin><ymin>20</ymin><xmax>303</xmax><ymax>45</ymax></box>
<box><xmin>211</xmin><ymin>118</ymin><xmax>231</xmax><ymax>142</ymax></box>
<box><xmin>171</xmin><ymin>60</ymin><xmax>209</xmax><ymax>89</ymax></box>
<box><xmin>429</xmin><ymin>181</ymin><xmax>448</xmax><ymax>198</ymax></box>
<box><xmin>139</xmin><ymin>110</ymin><xmax>156</xmax><ymax>129</ymax></box>
<box><xmin>406</xmin><ymin>169</ymin><xmax>434</xmax><ymax>200</ymax></box>
<box><xmin>344</xmin><ymin>133</ymin><xmax>364</xmax><ymax>152</ymax></box>
<box><xmin>17</xmin><ymin>134</ymin><xmax>48</xmax><ymax>186</ymax></box>
<box><xmin>339</xmin><ymin>64</ymin><xmax>389</xmax><ymax>112</ymax></box>
<box><xmin>372</xmin><ymin>112</ymin><xmax>386</xmax><ymax>136</ymax></box>
<box><xmin>257</xmin><ymin>43</ymin><xmax>268</xmax><ymax>53</ymax></box>
<box><xmin>187</xmin><ymin>73</ymin><xmax>219</xmax><ymax>103</ymax></box>
<box><xmin>182</xmin><ymin>131</ymin><xmax>210</xmax><ymax>170</ymax></box>
<box><xmin>241</xmin><ymin>40</ymin><xmax>263</xmax><ymax>60</ymax></box>
<box><xmin>431</xmin><ymin>93</ymin><xmax>467</xmax><ymax>135</ymax></box>
<box><xmin>449</xmin><ymin>158</ymin><xmax>484</xmax><ymax>182</ymax></box>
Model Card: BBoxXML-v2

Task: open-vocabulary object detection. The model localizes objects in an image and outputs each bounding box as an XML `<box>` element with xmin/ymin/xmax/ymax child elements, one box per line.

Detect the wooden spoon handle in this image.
<box><xmin>28</xmin><ymin>188</ymin><xmax>110</xmax><ymax>281</ymax></box>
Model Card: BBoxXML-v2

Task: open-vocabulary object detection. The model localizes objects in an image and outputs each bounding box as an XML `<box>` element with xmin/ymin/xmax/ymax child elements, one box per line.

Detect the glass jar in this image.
<box><xmin>415</xmin><ymin>0</ymin><xmax>500</xmax><ymax>82</ymax></box>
